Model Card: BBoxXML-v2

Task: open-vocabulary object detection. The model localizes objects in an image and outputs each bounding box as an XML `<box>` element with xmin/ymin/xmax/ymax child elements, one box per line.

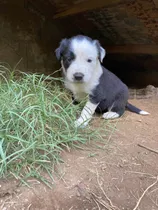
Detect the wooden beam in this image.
<box><xmin>105</xmin><ymin>45</ymin><xmax>158</xmax><ymax>54</ymax></box>
<box><xmin>153</xmin><ymin>0</ymin><xmax>158</xmax><ymax>8</ymax></box>
<box><xmin>53</xmin><ymin>0</ymin><xmax>123</xmax><ymax>19</ymax></box>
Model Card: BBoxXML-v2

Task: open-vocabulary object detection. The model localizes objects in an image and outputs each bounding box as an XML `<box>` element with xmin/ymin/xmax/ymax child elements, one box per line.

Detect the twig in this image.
<box><xmin>133</xmin><ymin>176</ymin><xmax>158</xmax><ymax>210</ymax></box>
<box><xmin>95</xmin><ymin>198</ymin><xmax>112</xmax><ymax>210</ymax></box>
<box><xmin>138</xmin><ymin>144</ymin><xmax>158</xmax><ymax>155</ymax></box>
<box><xmin>26</xmin><ymin>204</ymin><xmax>32</xmax><ymax>210</ymax></box>
<box><xmin>96</xmin><ymin>169</ymin><xmax>120</xmax><ymax>210</ymax></box>
<box><xmin>96</xmin><ymin>169</ymin><xmax>113</xmax><ymax>207</ymax></box>
<box><xmin>125</xmin><ymin>171</ymin><xmax>156</xmax><ymax>179</ymax></box>
<box><xmin>92</xmin><ymin>196</ymin><xmax>101</xmax><ymax>210</ymax></box>
<box><xmin>91</xmin><ymin>192</ymin><xmax>113</xmax><ymax>210</ymax></box>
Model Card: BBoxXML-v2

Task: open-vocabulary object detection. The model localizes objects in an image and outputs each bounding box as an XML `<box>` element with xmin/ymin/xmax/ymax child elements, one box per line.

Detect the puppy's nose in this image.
<box><xmin>73</xmin><ymin>72</ymin><xmax>84</xmax><ymax>81</ymax></box>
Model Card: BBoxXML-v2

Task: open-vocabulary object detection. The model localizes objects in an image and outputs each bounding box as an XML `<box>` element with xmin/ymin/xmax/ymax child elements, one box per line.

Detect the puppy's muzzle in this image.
<box><xmin>73</xmin><ymin>72</ymin><xmax>84</xmax><ymax>82</ymax></box>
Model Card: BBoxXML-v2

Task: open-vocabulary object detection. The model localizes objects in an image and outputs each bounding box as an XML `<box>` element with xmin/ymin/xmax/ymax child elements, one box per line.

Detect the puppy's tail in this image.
<box><xmin>126</xmin><ymin>102</ymin><xmax>150</xmax><ymax>115</ymax></box>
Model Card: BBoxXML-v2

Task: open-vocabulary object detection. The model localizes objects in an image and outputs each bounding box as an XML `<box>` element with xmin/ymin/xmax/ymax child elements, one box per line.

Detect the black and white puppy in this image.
<box><xmin>55</xmin><ymin>35</ymin><xmax>149</xmax><ymax>127</ymax></box>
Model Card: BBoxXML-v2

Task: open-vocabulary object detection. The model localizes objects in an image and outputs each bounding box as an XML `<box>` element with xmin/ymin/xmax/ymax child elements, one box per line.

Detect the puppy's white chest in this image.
<box><xmin>65</xmin><ymin>82</ymin><xmax>90</xmax><ymax>100</ymax></box>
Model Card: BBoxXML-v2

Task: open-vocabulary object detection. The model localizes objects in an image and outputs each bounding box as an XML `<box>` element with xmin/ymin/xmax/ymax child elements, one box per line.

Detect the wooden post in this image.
<box><xmin>105</xmin><ymin>45</ymin><xmax>158</xmax><ymax>54</ymax></box>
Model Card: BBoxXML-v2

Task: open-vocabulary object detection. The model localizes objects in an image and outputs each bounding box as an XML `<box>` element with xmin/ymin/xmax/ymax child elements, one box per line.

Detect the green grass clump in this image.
<box><xmin>0</xmin><ymin>63</ymin><xmax>110</xmax><ymax>185</ymax></box>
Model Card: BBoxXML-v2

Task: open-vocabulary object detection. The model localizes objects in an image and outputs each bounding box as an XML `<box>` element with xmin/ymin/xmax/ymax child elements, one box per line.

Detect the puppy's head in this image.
<box><xmin>55</xmin><ymin>35</ymin><xmax>106</xmax><ymax>83</ymax></box>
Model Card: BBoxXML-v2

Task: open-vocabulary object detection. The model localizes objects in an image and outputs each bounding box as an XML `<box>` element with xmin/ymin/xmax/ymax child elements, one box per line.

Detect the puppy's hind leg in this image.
<box><xmin>103</xmin><ymin>89</ymin><xmax>128</xmax><ymax>120</ymax></box>
<box><xmin>102</xmin><ymin>101</ymin><xmax>126</xmax><ymax>120</ymax></box>
<box><xmin>102</xmin><ymin>111</ymin><xmax>120</xmax><ymax>119</ymax></box>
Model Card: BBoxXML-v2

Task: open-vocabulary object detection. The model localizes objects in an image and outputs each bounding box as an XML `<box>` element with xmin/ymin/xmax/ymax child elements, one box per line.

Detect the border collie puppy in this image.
<box><xmin>55</xmin><ymin>35</ymin><xmax>149</xmax><ymax>128</ymax></box>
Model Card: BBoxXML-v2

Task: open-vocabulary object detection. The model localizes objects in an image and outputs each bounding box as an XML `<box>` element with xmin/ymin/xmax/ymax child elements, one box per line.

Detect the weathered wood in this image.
<box><xmin>153</xmin><ymin>0</ymin><xmax>158</xmax><ymax>8</ymax></box>
<box><xmin>26</xmin><ymin>0</ymin><xmax>56</xmax><ymax>19</ymax></box>
<box><xmin>53</xmin><ymin>0</ymin><xmax>123</xmax><ymax>19</ymax></box>
<box><xmin>105</xmin><ymin>45</ymin><xmax>158</xmax><ymax>54</ymax></box>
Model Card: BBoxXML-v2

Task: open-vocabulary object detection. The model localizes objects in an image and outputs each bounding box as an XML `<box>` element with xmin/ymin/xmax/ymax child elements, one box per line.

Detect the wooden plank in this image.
<box><xmin>105</xmin><ymin>45</ymin><xmax>158</xmax><ymax>54</ymax></box>
<box><xmin>153</xmin><ymin>0</ymin><xmax>158</xmax><ymax>8</ymax></box>
<box><xmin>53</xmin><ymin>0</ymin><xmax>123</xmax><ymax>19</ymax></box>
<box><xmin>25</xmin><ymin>0</ymin><xmax>56</xmax><ymax>19</ymax></box>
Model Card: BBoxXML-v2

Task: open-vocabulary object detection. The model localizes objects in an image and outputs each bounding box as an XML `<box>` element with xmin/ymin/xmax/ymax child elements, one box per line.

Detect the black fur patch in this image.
<box><xmin>55</xmin><ymin>38</ymin><xmax>76</xmax><ymax>70</ymax></box>
<box><xmin>55</xmin><ymin>38</ymin><xmax>69</xmax><ymax>60</ymax></box>
<box><xmin>89</xmin><ymin>66</ymin><xmax>129</xmax><ymax>116</ymax></box>
<box><xmin>62</xmin><ymin>51</ymin><xmax>75</xmax><ymax>70</ymax></box>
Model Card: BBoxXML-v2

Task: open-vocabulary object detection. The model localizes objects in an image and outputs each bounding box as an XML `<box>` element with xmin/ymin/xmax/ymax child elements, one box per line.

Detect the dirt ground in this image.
<box><xmin>0</xmin><ymin>99</ymin><xmax>158</xmax><ymax>210</ymax></box>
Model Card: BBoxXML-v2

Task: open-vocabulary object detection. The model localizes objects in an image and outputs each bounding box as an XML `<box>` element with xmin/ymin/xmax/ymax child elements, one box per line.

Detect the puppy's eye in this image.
<box><xmin>87</xmin><ymin>59</ymin><xmax>92</xmax><ymax>63</ymax></box>
<box><xmin>67</xmin><ymin>58</ymin><xmax>72</xmax><ymax>62</ymax></box>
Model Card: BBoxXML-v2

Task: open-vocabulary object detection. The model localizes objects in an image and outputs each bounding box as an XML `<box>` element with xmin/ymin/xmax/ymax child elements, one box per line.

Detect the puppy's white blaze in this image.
<box><xmin>72</xmin><ymin>39</ymin><xmax>98</xmax><ymax>58</ymax></box>
<box><xmin>75</xmin><ymin>101</ymin><xmax>98</xmax><ymax>127</ymax></box>
<box><xmin>102</xmin><ymin>111</ymin><xmax>120</xmax><ymax>119</ymax></box>
<box><xmin>139</xmin><ymin>110</ymin><xmax>150</xmax><ymax>115</ymax></box>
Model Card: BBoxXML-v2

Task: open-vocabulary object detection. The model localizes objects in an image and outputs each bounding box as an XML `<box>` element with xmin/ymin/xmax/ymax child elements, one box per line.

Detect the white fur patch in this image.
<box><xmin>102</xmin><ymin>111</ymin><xmax>120</xmax><ymax>119</ymax></box>
<box><xmin>64</xmin><ymin>69</ymin><xmax>102</xmax><ymax>100</ymax></box>
<box><xmin>139</xmin><ymin>110</ymin><xmax>150</xmax><ymax>115</ymax></box>
<box><xmin>64</xmin><ymin>62</ymin><xmax>103</xmax><ymax>102</ymax></box>
<box><xmin>74</xmin><ymin>101</ymin><xmax>98</xmax><ymax>128</ymax></box>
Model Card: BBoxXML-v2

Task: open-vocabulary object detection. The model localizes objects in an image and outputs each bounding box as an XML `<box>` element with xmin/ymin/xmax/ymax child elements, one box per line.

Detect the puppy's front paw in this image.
<box><xmin>74</xmin><ymin>118</ymin><xmax>88</xmax><ymax>128</ymax></box>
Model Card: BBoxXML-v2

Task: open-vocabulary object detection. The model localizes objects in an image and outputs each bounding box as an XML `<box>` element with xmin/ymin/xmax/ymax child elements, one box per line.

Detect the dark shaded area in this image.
<box><xmin>0</xmin><ymin>0</ymin><xmax>157</xmax><ymax>88</ymax></box>
<box><xmin>103</xmin><ymin>54</ymin><xmax>158</xmax><ymax>88</ymax></box>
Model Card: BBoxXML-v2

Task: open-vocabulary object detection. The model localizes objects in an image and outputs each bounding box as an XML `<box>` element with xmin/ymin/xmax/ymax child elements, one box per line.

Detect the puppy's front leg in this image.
<box><xmin>74</xmin><ymin>101</ymin><xmax>98</xmax><ymax>128</ymax></box>
<box><xmin>72</xmin><ymin>95</ymin><xmax>79</xmax><ymax>105</ymax></box>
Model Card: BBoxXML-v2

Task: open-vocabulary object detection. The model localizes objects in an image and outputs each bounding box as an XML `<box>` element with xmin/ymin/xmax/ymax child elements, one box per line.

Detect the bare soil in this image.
<box><xmin>0</xmin><ymin>99</ymin><xmax>158</xmax><ymax>210</ymax></box>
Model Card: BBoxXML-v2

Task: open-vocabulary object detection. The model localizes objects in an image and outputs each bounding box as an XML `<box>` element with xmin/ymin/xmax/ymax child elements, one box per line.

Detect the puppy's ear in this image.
<box><xmin>99</xmin><ymin>46</ymin><xmax>106</xmax><ymax>63</ymax></box>
<box><xmin>93</xmin><ymin>40</ymin><xmax>106</xmax><ymax>63</ymax></box>
<box><xmin>55</xmin><ymin>38</ymin><xmax>68</xmax><ymax>60</ymax></box>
